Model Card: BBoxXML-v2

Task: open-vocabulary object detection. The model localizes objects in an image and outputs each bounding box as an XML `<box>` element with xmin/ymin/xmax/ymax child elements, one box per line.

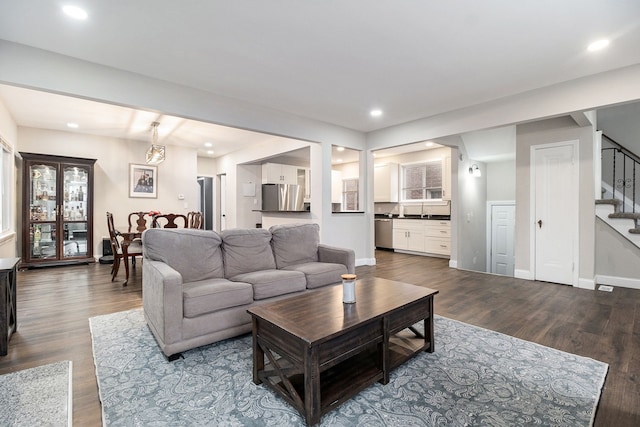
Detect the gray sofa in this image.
<box><xmin>142</xmin><ymin>223</ymin><xmax>355</xmax><ymax>358</ymax></box>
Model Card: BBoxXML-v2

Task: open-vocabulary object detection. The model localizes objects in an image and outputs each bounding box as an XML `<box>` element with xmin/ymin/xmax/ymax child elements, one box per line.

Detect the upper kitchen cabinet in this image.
<box><xmin>261</xmin><ymin>163</ymin><xmax>298</xmax><ymax>185</ymax></box>
<box><xmin>20</xmin><ymin>152</ymin><xmax>96</xmax><ymax>268</ymax></box>
<box><xmin>374</xmin><ymin>162</ymin><xmax>399</xmax><ymax>202</ymax></box>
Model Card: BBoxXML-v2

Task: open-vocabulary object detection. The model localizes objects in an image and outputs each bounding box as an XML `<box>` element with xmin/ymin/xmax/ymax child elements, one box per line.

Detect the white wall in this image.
<box><xmin>598</xmin><ymin>102</ymin><xmax>640</xmax><ymax>155</ymax></box>
<box><xmin>457</xmin><ymin>160</ymin><xmax>487</xmax><ymax>271</ymax></box>
<box><xmin>487</xmin><ymin>161</ymin><xmax>516</xmax><ymax>201</ymax></box>
<box><xmin>0</xmin><ymin>98</ymin><xmax>17</xmax><ymax>258</ymax></box>
<box><xmin>595</xmin><ymin>218</ymin><xmax>640</xmax><ymax>281</ymax></box>
<box><xmin>515</xmin><ymin>117</ymin><xmax>595</xmax><ymax>286</ymax></box>
<box><xmin>5</xmin><ymin>40</ymin><xmax>640</xmax><ymax>271</ymax></box>
<box><xmin>235</xmin><ymin>164</ymin><xmax>262</xmax><ymax>228</ymax></box>
<box><xmin>0</xmin><ymin>40</ymin><xmax>370</xmax><ymax>262</ymax></box>
<box><xmin>17</xmin><ymin>127</ymin><xmax>199</xmax><ymax>257</ymax></box>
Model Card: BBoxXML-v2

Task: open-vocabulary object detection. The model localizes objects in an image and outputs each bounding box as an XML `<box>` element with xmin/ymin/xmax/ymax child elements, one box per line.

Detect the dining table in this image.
<box><xmin>113</xmin><ymin>226</ymin><xmax>143</xmax><ymax>285</ymax></box>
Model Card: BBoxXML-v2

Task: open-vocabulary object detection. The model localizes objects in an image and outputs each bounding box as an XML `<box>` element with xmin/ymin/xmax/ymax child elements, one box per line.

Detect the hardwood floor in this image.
<box><xmin>1</xmin><ymin>251</ymin><xmax>638</xmax><ymax>426</ymax></box>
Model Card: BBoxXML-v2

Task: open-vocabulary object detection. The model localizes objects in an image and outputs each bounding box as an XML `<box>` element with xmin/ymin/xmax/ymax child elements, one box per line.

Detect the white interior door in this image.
<box><xmin>533</xmin><ymin>143</ymin><xmax>578</xmax><ymax>285</ymax></box>
<box><xmin>218</xmin><ymin>174</ymin><xmax>227</xmax><ymax>231</ymax></box>
<box><xmin>490</xmin><ymin>204</ymin><xmax>515</xmax><ymax>276</ymax></box>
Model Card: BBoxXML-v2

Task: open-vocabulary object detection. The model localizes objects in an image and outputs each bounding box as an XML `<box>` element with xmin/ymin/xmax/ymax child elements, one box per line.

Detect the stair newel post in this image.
<box><xmin>622</xmin><ymin>153</ymin><xmax>627</xmax><ymax>212</ymax></box>
<box><xmin>634</xmin><ymin>161</ymin><xmax>637</xmax><ymax>213</ymax></box>
<box><xmin>612</xmin><ymin>149</ymin><xmax>617</xmax><ymax>202</ymax></box>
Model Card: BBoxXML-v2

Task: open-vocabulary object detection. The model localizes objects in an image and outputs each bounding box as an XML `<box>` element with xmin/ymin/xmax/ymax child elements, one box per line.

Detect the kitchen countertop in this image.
<box><xmin>374</xmin><ymin>214</ymin><xmax>450</xmax><ymax>220</ymax></box>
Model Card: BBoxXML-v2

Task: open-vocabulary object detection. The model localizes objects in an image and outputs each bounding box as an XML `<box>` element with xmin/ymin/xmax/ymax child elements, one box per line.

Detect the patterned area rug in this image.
<box><xmin>90</xmin><ymin>309</ymin><xmax>607</xmax><ymax>426</ymax></box>
<box><xmin>0</xmin><ymin>360</ymin><xmax>72</xmax><ymax>426</ymax></box>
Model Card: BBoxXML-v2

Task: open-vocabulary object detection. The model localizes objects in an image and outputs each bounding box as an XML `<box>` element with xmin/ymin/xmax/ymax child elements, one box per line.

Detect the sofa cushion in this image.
<box><xmin>183</xmin><ymin>278</ymin><xmax>253</xmax><ymax>318</ymax></box>
<box><xmin>143</xmin><ymin>228</ymin><xmax>225</xmax><ymax>283</ymax></box>
<box><xmin>270</xmin><ymin>223</ymin><xmax>320</xmax><ymax>269</ymax></box>
<box><xmin>221</xmin><ymin>228</ymin><xmax>276</xmax><ymax>278</ymax></box>
<box><xmin>284</xmin><ymin>262</ymin><xmax>347</xmax><ymax>289</ymax></box>
<box><xmin>230</xmin><ymin>269</ymin><xmax>306</xmax><ymax>300</ymax></box>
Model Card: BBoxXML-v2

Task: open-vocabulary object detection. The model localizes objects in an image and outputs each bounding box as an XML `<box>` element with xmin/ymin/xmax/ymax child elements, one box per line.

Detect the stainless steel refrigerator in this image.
<box><xmin>262</xmin><ymin>184</ymin><xmax>304</xmax><ymax>211</ymax></box>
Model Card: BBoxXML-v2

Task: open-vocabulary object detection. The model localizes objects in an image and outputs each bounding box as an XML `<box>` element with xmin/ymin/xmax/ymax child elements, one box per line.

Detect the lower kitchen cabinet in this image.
<box><xmin>392</xmin><ymin>220</ymin><xmax>424</xmax><ymax>252</ymax></box>
<box><xmin>393</xmin><ymin>219</ymin><xmax>450</xmax><ymax>257</ymax></box>
<box><xmin>423</xmin><ymin>220</ymin><xmax>451</xmax><ymax>256</ymax></box>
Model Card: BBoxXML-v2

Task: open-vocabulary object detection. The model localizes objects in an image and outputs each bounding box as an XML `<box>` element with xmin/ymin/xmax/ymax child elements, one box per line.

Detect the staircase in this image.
<box><xmin>595</xmin><ymin>199</ymin><xmax>640</xmax><ymax>247</ymax></box>
<box><xmin>596</xmin><ymin>133</ymin><xmax>640</xmax><ymax>248</ymax></box>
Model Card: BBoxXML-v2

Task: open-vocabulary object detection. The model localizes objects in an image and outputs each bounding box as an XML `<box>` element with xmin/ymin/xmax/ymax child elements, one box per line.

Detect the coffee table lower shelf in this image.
<box><xmin>259</xmin><ymin>345</ymin><xmax>384</xmax><ymax>418</ymax></box>
<box><xmin>256</xmin><ymin>326</ymin><xmax>432</xmax><ymax>425</ymax></box>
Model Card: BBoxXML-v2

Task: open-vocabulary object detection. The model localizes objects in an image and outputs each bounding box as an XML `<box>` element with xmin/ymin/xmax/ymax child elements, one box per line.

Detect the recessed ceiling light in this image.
<box><xmin>207</xmin><ymin>150</ymin><xmax>214</xmax><ymax>155</ymax></box>
<box><xmin>63</xmin><ymin>5</ymin><xmax>88</xmax><ymax>20</ymax></box>
<box><xmin>425</xmin><ymin>141</ymin><xmax>434</xmax><ymax>147</ymax></box>
<box><xmin>336</xmin><ymin>146</ymin><xmax>345</xmax><ymax>152</ymax></box>
<box><xmin>204</xmin><ymin>142</ymin><xmax>213</xmax><ymax>147</ymax></box>
<box><xmin>370</xmin><ymin>109</ymin><xmax>383</xmax><ymax>117</ymax></box>
<box><xmin>67</xmin><ymin>122</ymin><xmax>79</xmax><ymax>128</ymax></box>
<box><xmin>587</xmin><ymin>39</ymin><xmax>609</xmax><ymax>52</ymax></box>
<box><xmin>336</xmin><ymin>159</ymin><xmax>343</xmax><ymax>163</ymax></box>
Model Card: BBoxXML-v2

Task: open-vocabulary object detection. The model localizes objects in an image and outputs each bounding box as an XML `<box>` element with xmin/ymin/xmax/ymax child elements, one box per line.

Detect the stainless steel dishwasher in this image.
<box><xmin>374</xmin><ymin>218</ymin><xmax>393</xmax><ymax>249</ymax></box>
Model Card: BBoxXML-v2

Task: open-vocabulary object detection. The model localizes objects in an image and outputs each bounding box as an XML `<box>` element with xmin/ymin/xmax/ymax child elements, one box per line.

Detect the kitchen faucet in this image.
<box><xmin>421</xmin><ymin>202</ymin><xmax>431</xmax><ymax>219</ymax></box>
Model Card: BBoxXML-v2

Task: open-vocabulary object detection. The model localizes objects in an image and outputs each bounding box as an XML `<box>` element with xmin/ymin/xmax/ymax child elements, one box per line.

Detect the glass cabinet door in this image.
<box><xmin>29</xmin><ymin>163</ymin><xmax>58</xmax><ymax>260</ymax></box>
<box><xmin>62</xmin><ymin>165</ymin><xmax>89</xmax><ymax>259</ymax></box>
<box><xmin>21</xmin><ymin>152</ymin><xmax>95</xmax><ymax>268</ymax></box>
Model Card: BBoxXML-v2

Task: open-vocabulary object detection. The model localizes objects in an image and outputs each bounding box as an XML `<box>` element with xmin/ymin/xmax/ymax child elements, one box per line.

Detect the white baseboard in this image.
<box><xmin>514</xmin><ymin>269</ymin><xmax>533</xmax><ymax>280</ymax></box>
<box><xmin>595</xmin><ymin>274</ymin><xmax>640</xmax><ymax>290</ymax></box>
<box><xmin>577</xmin><ymin>277</ymin><xmax>596</xmax><ymax>290</ymax></box>
<box><xmin>448</xmin><ymin>259</ymin><xmax>457</xmax><ymax>268</ymax></box>
<box><xmin>356</xmin><ymin>258</ymin><xmax>376</xmax><ymax>266</ymax></box>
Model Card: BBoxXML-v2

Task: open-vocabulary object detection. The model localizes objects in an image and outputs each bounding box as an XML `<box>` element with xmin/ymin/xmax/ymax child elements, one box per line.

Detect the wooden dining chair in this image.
<box><xmin>187</xmin><ymin>211</ymin><xmax>204</xmax><ymax>229</ymax></box>
<box><xmin>152</xmin><ymin>213</ymin><xmax>188</xmax><ymax>228</ymax></box>
<box><xmin>128</xmin><ymin>211</ymin><xmax>151</xmax><ymax>233</ymax></box>
<box><xmin>106</xmin><ymin>212</ymin><xmax>142</xmax><ymax>285</ymax></box>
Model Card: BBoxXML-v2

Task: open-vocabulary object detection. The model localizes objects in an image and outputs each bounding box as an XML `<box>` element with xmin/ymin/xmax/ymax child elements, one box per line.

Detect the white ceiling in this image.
<box><xmin>0</xmin><ymin>84</ymin><xmax>293</xmax><ymax>159</ymax></box>
<box><xmin>0</xmin><ymin>1</ymin><xmax>639</xmax><ymax>155</ymax></box>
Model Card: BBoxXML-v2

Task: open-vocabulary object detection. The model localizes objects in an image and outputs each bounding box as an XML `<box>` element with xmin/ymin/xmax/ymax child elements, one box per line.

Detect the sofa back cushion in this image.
<box><xmin>220</xmin><ymin>228</ymin><xmax>276</xmax><ymax>278</ymax></box>
<box><xmin>143</xmin><ymin>228</ymin><xmax>225</xmax><ymax>282</ymax></box>
<box><xmin>270</xmin><ymin>223</ymin><xmax>319</xmax><ymax>269</ymax></box>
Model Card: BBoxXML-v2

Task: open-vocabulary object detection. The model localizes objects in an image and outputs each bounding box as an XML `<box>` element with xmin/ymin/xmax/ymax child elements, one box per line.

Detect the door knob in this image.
<box><xmin>537</xmin><ymin>219</ymin><xmax>542</xmax><ymax>228</ymax></box>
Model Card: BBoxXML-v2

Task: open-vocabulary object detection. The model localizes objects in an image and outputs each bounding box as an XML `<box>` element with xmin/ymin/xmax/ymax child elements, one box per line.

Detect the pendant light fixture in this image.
<box><xmin>146</xmin><ymin>122</ymin><xmax>165</xmax><ymax>165</ymax></box>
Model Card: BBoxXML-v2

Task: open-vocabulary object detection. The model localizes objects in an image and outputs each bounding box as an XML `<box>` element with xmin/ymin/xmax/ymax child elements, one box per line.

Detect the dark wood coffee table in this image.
<box><xmin>247</xmin><ymin>277</ymin><xmax>438</xmax><ymax>425</ymax></box>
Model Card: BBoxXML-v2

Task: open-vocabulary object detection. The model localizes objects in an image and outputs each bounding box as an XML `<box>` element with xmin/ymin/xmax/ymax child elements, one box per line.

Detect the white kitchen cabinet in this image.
<box><xmin>262</xmin><ymin>163</ymin><xmax>298</xmax><ymax>185</ymax></box>
<box><xmin>331</xmin><ymin>170</ymin><xmax>342</xmax><ymax>204</ymax></box>
<box><xmin>392</xmin><ymin>219</ymin><xmax>424</xmax><ymax>252</ymax></box>
<box><xmin>299</xmin><ymin>168</ymin><xmax>311</xmax><ymax>202</ymax></box>
<box><xmin>424</xmin><ymin>220</ymin><xmax>451</xmax><ymax>255</ymax></box>
<box><xmin>442</xmin><ymin>156</ymin><xmax>451</xmax><ymax>201</ymax></box>
<box><xmin>374</xmin><ymin>163</ymin><xmax>399</xmax><ymax>202</ymax></box>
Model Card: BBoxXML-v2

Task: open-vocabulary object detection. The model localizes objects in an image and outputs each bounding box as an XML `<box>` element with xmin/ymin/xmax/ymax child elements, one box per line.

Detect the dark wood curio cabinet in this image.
<box><xmin>20</xmin><ymin>152</ymin><xmax>96</xmax><ymax>268</ymax></box>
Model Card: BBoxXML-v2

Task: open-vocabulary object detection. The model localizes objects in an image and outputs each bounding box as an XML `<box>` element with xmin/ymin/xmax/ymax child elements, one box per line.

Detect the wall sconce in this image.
<box><xmin>469</xmin><ymin>164</ymin><xmax>481</xmax><ymax>178</ymax></box>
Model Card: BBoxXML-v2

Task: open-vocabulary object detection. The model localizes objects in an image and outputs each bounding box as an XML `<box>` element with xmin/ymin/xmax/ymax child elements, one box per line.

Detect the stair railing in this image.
<box><xmin>601</xmin><ymin>133</ymin><xmax>639</xmax><ymax>213</ymax></box>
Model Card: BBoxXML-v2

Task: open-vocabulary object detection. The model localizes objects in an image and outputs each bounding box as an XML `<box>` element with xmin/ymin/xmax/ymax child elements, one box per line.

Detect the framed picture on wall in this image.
<box><xmin>129</xmin><ymin>163</ymin><xmax>157</xmax><ymax>198</ymax></box>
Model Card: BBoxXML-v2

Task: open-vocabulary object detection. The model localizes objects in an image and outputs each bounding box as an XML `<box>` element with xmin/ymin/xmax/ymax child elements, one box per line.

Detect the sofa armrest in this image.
<box><xmin>318</xmin><ymin>244</ymin><xmax>355</xmax><ymax>274</ymax></box>
<box><xmin>142</xmin><ymin>259</ymin><xmax>184</xmax><ymax>349</ymax></box>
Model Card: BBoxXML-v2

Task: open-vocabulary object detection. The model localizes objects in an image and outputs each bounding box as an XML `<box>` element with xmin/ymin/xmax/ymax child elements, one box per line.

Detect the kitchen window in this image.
<box><xmin>401</xmin><ymin>161</ymin><xmax>442</xmax><ymax>201</ymax></box>
<box><xmin>342</xmin><ymin>178</ymin><xmax>359</xmax><ymax>211</ymax></box>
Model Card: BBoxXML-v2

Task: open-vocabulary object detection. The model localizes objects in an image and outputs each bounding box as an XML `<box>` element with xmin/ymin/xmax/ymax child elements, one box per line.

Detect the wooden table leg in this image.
<box><xmin>426</xmin><ymin>296</ymin><xmax>435</xmax><ymax>353</ymax></box>
<box><xmin>304</xmin><ymin>345</ymin><xmax>321</xmax><ymax>425</ymax></box>
<box><xmin>381</xmin><ymin>316</ymin><xmax>390</xmax><ymax>384</ymax></box>
<box><xmin>252</xmin><ymin>317</ymin><xmax>264</xmax><ymax>385</ymax></box>
<box><xmin>121</xmin><ymin>240</ymin><xmax>130</xmax><ymax>285</ymax></box>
